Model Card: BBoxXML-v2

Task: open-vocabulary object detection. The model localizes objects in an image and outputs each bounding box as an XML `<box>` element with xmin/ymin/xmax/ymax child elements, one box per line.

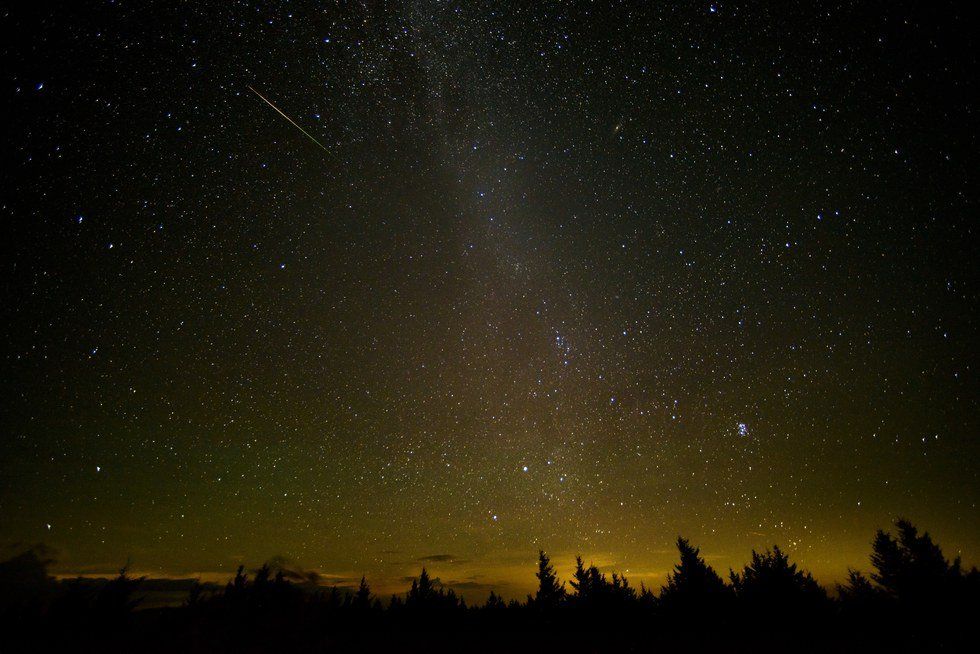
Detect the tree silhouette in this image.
<box><xmin>569</xmin><ymin>556</ymin><xmax>589</xmax><ymax>601</ymax></box>
<box><xmin>92</xmin><ymin>565</ymin><xmax>144</xmax><ymax>628</ymax></box>
<box><xmin>837</xmin><ymin>568</ymin><xmax>886</xmax><ymax>624</ymax></box>
<box><xmin>609</xmin><ymin>572</ymin><xmax>637</xmax><ymax>607</ymax></box>
<box><xmin>569</xmin><ymin>556</ymin><xmax>595</xmax><ymax>606</ymax></box>
<box><xmin>870</xmin><ymin>518</ymin><xmax>955</xmax><ymax>603</ymax></box>
<box><xmin>226</xmin><ymin>565</ymin><xmax>248</xmax><ymax>598</ymax></box>
<box><xmin>406</xmin><ymin>567</ymin><xmax>435</xmax><ymax>607</ymax></box>
<box><xmin>730</xmin><ymin>545</ymin><xmax>826</xmax><ymax>618</ymax></box>
<box><xmin>637</xmin><ymin>583</ymin><xmax>657</xmax><ymax>610</ymax></box>
<box><xmin>565</xmin><ymin>555</ymin><xmax>637</xmax><ymax>611</ymax></box>
<box><xmin>404</xmin><ymin>567</ymin><xmax>464</xmax><ymax>612</ymax></box>
<box><xmin>484</xmin><ymin>590</ymin><xmax>506</xmax><ymax>611</ymax></box>
<box><xmin>0</xmin><ymin>547</ymin><xmax>56</xmax><ymax>611</ymax></box>
<box><xmin>659</xmin><ymin>536</ymin><xmax>730</xmax><ymax>615</ymax></box>
<box><xmin>568</xmin><ymin>556</ymin><xmax>609</xmax><ymax>607</ymax></box>
<box><xmin>353</xmin><ymin>576</ymin><xmax>372</xmax><ymax>610</ymax></box>
<box><xmin>527</xmin><ymin>550</ymin><xmax>564</xmax><ymax>610</ymax></box>
<box><xmin>838</xmin><ymin>517</ymin><xmax>980</xmax><ymax>630</ymax></box>
<box><xmin>837</xmin><ymin>569</ymin><xmax>880</xmax><ymax>603</ymax></box>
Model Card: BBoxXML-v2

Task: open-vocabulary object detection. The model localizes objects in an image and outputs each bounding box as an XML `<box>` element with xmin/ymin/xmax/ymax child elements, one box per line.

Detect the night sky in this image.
<box><xmin>2</xmin><ymin>2</ymin><xmax>977</xmax><ymax>599</ymax></box>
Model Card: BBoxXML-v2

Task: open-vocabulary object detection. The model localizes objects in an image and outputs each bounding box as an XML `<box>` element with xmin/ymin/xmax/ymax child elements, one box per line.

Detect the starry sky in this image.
<box><xmin>2</xmin><ymin>2</ymin><xmax>977</xmax><ymax>599</ymax></box>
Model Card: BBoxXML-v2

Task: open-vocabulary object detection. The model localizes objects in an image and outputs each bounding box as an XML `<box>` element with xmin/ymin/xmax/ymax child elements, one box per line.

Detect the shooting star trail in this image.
<box><xmin>247</xmin><ymin>85</ymin><xmax>330</xmax><ymax>153</ymax></box>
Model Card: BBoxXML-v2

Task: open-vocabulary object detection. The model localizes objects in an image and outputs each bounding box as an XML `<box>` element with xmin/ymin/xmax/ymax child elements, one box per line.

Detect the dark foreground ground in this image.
<box><xmin>1</xmin><ymin>605</ymin><xmax>975</xmax><ymax>654</ymax></box>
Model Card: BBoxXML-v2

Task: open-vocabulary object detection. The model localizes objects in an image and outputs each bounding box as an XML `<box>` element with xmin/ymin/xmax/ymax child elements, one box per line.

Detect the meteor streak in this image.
<box><xmin>247</xmin><ymin>85</ymin><xmax>329</xmax><ymax>153</ymax></box>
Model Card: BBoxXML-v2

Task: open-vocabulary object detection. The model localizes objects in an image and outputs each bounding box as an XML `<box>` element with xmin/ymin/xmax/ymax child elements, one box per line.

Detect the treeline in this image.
<box><xmin>1</xmin><ymin>519</ymin><xmax>977</xmax><ymax>653</ymax></box>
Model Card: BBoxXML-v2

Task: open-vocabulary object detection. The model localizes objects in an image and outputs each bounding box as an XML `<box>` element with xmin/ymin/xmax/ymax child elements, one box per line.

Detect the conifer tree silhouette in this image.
<box><xmin>871</xmin><ymin>518</ymin><xmax>953</xmax><ymax>603</ymax></box>
<box><xmin>528</xmin><ymin>550</ymin><xmax>565</xmax><ymax>610</ymax></box>
<box><xmin>353</xmin><ymin>576</ymin><xmax>372</xmax><ymax>609</ymax></box>
<box><xmin>837</xmin><ymin>569</ymin><xmax>880</xmax><ymax>603</ymax></box>
<box><xmin>569</xmin><ymin>555</ymin><xmax>589</xmax><ymax>601</ymax></box>
<box><xmin>638</xmin><ymin>582</ymin><xmax>657</xmax><ymax>610</ymax></box>
<box><xmin>659</xmin><ymin>537</ymin><xmax>729</xmax><ymax>614</ymax></box>
<box><xmin>484</xmin><ymin>590</ymin><xmax>506</xmax><ymax>610</ymax></box>
<box><xmin>92</xmin><ymin>565</ymin><xmax>144</xmax><ymax>626</ymax></box>
<box><xmin>610</xmin><ymin>572</ymin><xmax>636</xmax><ymax>606</ymax></box>
<box><xmin>227</xmin><ymin>565</ymin><xmax>248</xmax><ymax>597</ymax></box>
<box><xmin>837</xmin><ymin>568</ymin><xmax>885</xmax><ymax>623</ymax></box>
<box><xmin>567</xmin><ymin>555</ymin><xmax>632</xmax><ymax>610</ymax></box>
<box><xmin>406</xmin><ymin>567</ymin><xmax>434</xmax><ymax>607</ymax></box>
<box><xmin>730</xmin><ymin>545</ymin><xmax>826</xmax><ymax>617</ymax></box>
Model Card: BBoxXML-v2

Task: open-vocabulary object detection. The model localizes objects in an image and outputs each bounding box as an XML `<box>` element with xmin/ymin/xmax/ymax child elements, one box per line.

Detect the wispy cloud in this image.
<box><xmin>416</xmin><ymin>553</ymin><xmax>468</xmax><ymax>564</ymax></box>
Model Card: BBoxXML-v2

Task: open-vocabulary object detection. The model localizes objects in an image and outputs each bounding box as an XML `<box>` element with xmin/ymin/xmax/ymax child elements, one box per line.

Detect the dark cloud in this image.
<box><xmin>53</xmin><ymin>576</ymin><xmax>220</xmax><ymax>593</ymax></box>
<box><xmin>261</xmin><ymin>555</ymin><xmax>329</xmax><ymax>586</ymax></box>
<box><xmin>444</xmin><ymin>580</ymin><xmax>492</xmax><ymax>590</ymax></box>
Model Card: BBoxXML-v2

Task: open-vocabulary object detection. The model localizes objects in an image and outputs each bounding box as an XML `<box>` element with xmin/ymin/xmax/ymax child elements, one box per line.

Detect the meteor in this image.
<box><xmin>247</xmin><ymin>85</ymin><xmax>330</xmax><ymax>153</ymax></box>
